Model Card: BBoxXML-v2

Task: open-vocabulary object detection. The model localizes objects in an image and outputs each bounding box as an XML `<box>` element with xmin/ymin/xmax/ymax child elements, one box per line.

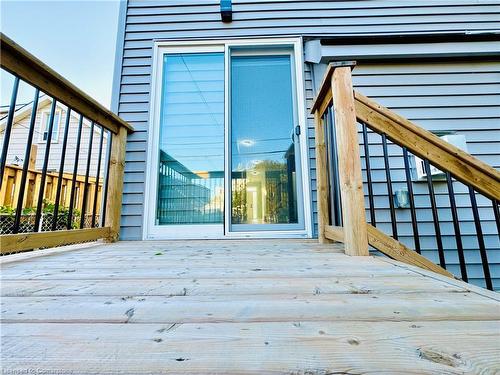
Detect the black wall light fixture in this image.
<box><xmin>220</xmin><ymin>0</ymin><xmax>232</xmax><ymax>22</ymax></box>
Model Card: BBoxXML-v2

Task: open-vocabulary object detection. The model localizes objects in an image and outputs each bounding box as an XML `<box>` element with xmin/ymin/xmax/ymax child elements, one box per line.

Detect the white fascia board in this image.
<box><xmin>305</xmin><ymin>40</ymin><xmax>500</xmax><ymax>63</ymax></box>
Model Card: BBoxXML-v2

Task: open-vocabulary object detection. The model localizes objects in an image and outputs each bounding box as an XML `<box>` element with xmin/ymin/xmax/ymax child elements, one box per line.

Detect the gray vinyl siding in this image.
<box><xmin>351</xmin><ymin>61</ymin><xmax>500</xmax><ymax>289</ymax></box>
<box><xmin>116</xmin><ymin>0</ymin><xmax>500</xmax><ymax>244</ymax></box>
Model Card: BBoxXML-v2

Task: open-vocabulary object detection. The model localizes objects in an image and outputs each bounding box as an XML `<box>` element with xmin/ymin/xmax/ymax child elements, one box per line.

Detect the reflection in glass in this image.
<box><xmin>231</xmin><ymin>55</ymin><xmax>298</xmax><ymax>225</ymax></box>
<box><xmin>156</xmin><ymin>53</ymin><xmax>224</xmax><ymax>225</ymax></box>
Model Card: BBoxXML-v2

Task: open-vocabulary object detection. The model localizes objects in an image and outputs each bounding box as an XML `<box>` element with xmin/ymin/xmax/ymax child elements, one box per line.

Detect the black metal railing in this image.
<box><xmin>0</xmin><ymin>32</ymin><xmax>133</xmax><ymax>254</ymax></box>
<box><xmin>358</xmin><ymin>122</ymin><xmax>499</xmax><ymax>290</ymax></box>
<box><xmin>0</xmin><ymin>75</ymin><xmax>111</xmax><ymax>236</ymax></box>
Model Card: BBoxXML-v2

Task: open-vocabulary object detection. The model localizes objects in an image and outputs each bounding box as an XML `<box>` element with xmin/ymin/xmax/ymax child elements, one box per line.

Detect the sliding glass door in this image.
<box><xmin>229</xmin><ymin>50</ymin><xmax>304</xmax><ymax>232</ymax></box>
<box><xmin>146</xmin><ymin>40</ymin><xmax>309</xmax><ymax>239</ymax></box>
<box><xmin>153</xmin><ymin>49</ymin><xmax>225</xmax><ymax>237</ymax></box>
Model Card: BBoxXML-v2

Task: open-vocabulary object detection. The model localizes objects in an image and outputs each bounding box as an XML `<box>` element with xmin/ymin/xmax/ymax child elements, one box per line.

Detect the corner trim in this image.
<box><xmin>110</xmin><ymin>0</ymin><xmax>127</xmax><ymax>114</ymax></box>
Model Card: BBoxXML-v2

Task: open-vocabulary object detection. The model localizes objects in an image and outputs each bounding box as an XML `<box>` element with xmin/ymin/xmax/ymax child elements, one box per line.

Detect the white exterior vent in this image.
<box><xmin>414</xmin><ymin>134</ymin><xmax>468</xmax><ymax>181</ymax></box>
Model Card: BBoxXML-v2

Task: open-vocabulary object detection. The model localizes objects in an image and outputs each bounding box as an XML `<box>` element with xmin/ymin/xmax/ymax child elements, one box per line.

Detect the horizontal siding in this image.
<box><xmin>117</xmin><ymin>0</ymin><xmax>500</xmax><ymax>242</ymax></box>
<box><xmin>123</xmin><ymin>0</ymin><xmax>500</xmax><ymax>41</ymax></box>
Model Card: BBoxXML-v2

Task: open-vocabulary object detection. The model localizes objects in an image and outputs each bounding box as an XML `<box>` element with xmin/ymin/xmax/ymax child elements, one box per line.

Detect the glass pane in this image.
<box><xmin>52</xmin><ymin>112</ymin><xmax>60</xmax><ymax>138</ymax></box>
<box><xmin>42</xmin><ymin>112</ymin><xmax>59</xmax><ymax>141</ymax></box>
<box><xmin>231</xmin><ymin>55</ymin><xmax>298</xmax><ymax>226</ymax></box>
<box><xmin>156</xmin><ymin>53</ymin><xmax>224</xmax><ymax>225</ymax></box>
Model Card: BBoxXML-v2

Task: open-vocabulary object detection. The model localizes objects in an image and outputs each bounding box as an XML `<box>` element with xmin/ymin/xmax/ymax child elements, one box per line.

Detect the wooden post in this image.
<box><xmin>331</xmin><ymin>63</ymin><xmax>369</xmax><ymax>256</ymax></box>
<box><xmin>313</xmin><ymin>110</ymin><xmax>332</xmax><ymax>244</ymax></box>
<box><xmin>1</xmin><ymin>170</ymin><xmax>15</xmax><ymax>206</ymax></box>
<box><xmin>21</xmin><ymin>146</ymin><xmax>38</xmax><ymax>208</ymax></box>
<box><xmin>29</xmin><ymin>145</ymin><xmax>37</xmax><ymax>170</ymax></box>
<box><xmin>0</xmin><ymin>168</ymin><xmax>9</xmax><ymax>205</ymax></box>
<box><xmin>104</xmin><ymin>126</ymin><xmax>127</xmax><ymax>242</ymax></box>
<box><xmin>12</xmin><ymin>168</ymin><xmax>23</xmax><ymax>208</ymax></box>
<box><xmin>32</xmin><ymin>173</ymin><xmax>42</xmax><ymax>207</ymax></box>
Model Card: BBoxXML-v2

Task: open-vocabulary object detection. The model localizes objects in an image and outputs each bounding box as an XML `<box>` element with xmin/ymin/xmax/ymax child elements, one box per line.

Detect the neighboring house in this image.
<box><xmin>0</xmin><ymin>97</ymin><xmax>108</xmax><ymax>211</ymax></box>
<box><xmin>0</xmin><ymin>97</ymin><xmax>108</xmax><ymax>177</ymax></box>
<box><xmin>112</xmin><ymin>0</ymin><xmax>499</xmax><ymax>287</ymax></box>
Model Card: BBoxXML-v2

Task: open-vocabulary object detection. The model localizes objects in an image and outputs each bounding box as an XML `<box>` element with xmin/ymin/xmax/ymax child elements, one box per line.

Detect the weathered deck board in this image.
<box><xmin>1</xmin><ymin>239</ymin><xmax>499</xmax><ymax>374</ymax></box>
<box><xmin>2</xmin><ymin>292</ymin><xmax>499</xmax><ymax>324</ymax></box>
<box><xmin>0</xmin><ymin>264</ymin><xmax>416</xmax><ymax>280</ymax></box>
<box><xmin>2</xmin><ymin>321</ymin><xmax>499</xmax><ymax>374</ymax></box>
<box><xmin>0</xmin><ymin>275</ymin><xmax>466</xmax><ymax>297</ymax></box>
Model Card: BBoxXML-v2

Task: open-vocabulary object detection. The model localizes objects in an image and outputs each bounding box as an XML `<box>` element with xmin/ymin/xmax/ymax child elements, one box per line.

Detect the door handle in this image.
<box><xmin>290</xmin><ymin>126</ymin><xmax>301</xmax><ymax>142</ymax></box>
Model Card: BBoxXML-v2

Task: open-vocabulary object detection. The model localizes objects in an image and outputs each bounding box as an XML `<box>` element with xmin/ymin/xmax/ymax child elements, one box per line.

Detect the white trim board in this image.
<box><xmin>304</xmin><ymin>39</ymin><xmax>500</xmax><ymax>63</ymax></box>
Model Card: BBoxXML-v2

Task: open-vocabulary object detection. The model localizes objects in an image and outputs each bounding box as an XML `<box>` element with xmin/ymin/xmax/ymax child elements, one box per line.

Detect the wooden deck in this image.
<box><xmin>1</xmin><ymin>240</ymin><xmax>499</xmax><ymax>374</ymax></box>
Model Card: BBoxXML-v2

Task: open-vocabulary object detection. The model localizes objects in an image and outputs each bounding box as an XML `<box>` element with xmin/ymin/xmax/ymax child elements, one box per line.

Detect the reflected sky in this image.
<box><xmin>160</xmin><ymin>53</ymin><xmax>224</xmax><ymax>173</ymax></box>
<box><xmin>231</xmin><ymin>55</ymin><xmax>294</xmax><ymax>173</ymax></box>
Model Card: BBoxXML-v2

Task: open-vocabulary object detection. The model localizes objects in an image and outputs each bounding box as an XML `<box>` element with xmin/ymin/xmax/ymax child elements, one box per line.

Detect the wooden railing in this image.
<box><xmin>0</xmin><ymin>33</ymin><xmax>133</xmax><ymax>254</ymax></box>
<box><xmin>311</xmin><ymin>62</ymin><xmax>500</xmax><ymax>289</ymax></box>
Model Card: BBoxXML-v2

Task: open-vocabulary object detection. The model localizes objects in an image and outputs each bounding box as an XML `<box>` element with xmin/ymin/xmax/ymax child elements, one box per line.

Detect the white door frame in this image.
<box><xmin>143</xmin><ymin>37</ymin><xmax>312</xmax><ymax>240</ymax></box>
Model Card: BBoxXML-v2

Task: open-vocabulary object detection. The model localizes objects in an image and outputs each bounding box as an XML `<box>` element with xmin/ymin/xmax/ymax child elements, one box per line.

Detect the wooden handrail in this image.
<box><xmin>311</xmin><ymin>61</ymin><xmax>499</xmax><ymax>281</ymax></box>
<box><xmin>310</xmin><ymin>61</ymin><xmax>356</xmax><ymax>115</ymax></box>
<box><xmin>312</xmin><ymin>62</ymin><xmax>500</xmax><ymax>202</ymax></box>
<box><xmin>324</xmin><ymin>225</ymin><xmax>454</xmax><ymax>278</ymax></box>
<box><xmin>0</xmin><ymin>33</ymin><xmax>133</xmax><ymax>134</ymax></box>
<box><xmin>354</xmin><ymin>91</ymin><xmax>500</xmax><ymax>201</ymax></box>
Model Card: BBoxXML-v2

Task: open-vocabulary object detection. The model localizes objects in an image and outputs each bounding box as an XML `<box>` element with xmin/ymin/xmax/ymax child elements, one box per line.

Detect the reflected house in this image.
<box><xmin>158</xmin><ymin>141</ymin><xmax>297</xmax><ymax>226</ymax></box>
<box><xmin>231</xmin><ymin>143</ymin><xmax>297</xmax><ymax>225</ymax></box>
<box><xmin>157</xmin><ymin>150</ymin><xmax>223</xmax><ymax>225</ymax></box>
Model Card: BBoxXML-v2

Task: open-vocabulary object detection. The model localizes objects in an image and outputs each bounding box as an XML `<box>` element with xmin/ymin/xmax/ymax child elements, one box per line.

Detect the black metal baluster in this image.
<box><xmin>13</xmin><ymin>88</ymin><xmax>39</xmax><ymax>233</ymax></box>
<box><xmin>327</xmin><ymin>109</ymin><xmax>342</xmax><ymax>226</ymax></box>
<box><xmin>100</xmin><ymin>131</ymin><xmax>112</xmax><ymax>227</ymax></box>
<box><xmin>91</xmin><ymin>127</ymin><xmax>104</xmax><ymax>227</ymax></box>
<box><xmin>67</xmin><ymin>115</ymin><xmax>84</xmax><ymax>229</ymax></box>
<box><xmin>323</xmin><ymin>109</ymin><xmax>340</xmax><ymax>226</ymax></box>
<box><xmin>446</xmin><ymin>172</ymin><xmax>467</xmax><ymax>282</ymax></box>
<box><xmin>80</xmin><ymin>121</ymin><xmax>95</xmax><ymax>229</ymax></box>
<box><xmin>34</xmin><ymin>99</ymin><xmax>57</xmax><ymax>232</ymax></box>
<box><xmin>362</xmin><ymin>123</ymin><xmax>376</xmax><ymax>226</ymax></box>
<box><xmin>190</xmin><ymin>175</ymin><xmax>194</xmax><ymax>223</ymax></box>
<box><xmin>493</xmin><ymin>199</ymin><xmax>500</xmax><ymax>238</ymax></box>
<box><xmin>51</xmin><ymin>108</ymin><xmax>71</xmax><ymax>231</ymax></box>
<box><xmin>164</xmin><ymin>164</ymin><xmax>168</xmax><ymax>222</ymax></box>
<box><xmin>0</xmin><ymin>76</ymin><xmax>20</xmax><ymax>190</ymax></box>
<box><xmin>324</xmin><ymin>110</ymin><xmax>334</xmax><ymax>225</ymax></box>
<box><xmin>160</xmin><ymin>163</ymin><xmax>164</xmax><ymax>222</ymax></box>
<box><xmin>424</xmin><ymin>159</ymin><xmax>446</xmax><ymax>269</ymax></box>
<box><xmin>165</xmin><ymin>164</ymin><xmax>169</xmax><ymax>222</ymax></box>
<box><xmin>469</xmin><ymin>186</ymin><xmax>493</xmax><ymax>290</ymax></box>
<box><xmin>381</xmin><ymin>133</ymin><xmax>397</xmax><ymax>239</ymax></box>
<box><xmin>167</xmin><ymin>164</ymin><xmax>171</xmax><ymax>222</ymax></box>
<box><xmin>167</xmin><ymin>165</ymin><xmax>171</xmax><ymax>222</ymax></box>
<box><xmin>402</xmin><ymin>147</ymin><xmax>421</xmax><ymax>253</ymax></box>
<box><xmin>403</xmin><ymin>147</ymin><xmax>421</xmax><ymax>254</ymax></box>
